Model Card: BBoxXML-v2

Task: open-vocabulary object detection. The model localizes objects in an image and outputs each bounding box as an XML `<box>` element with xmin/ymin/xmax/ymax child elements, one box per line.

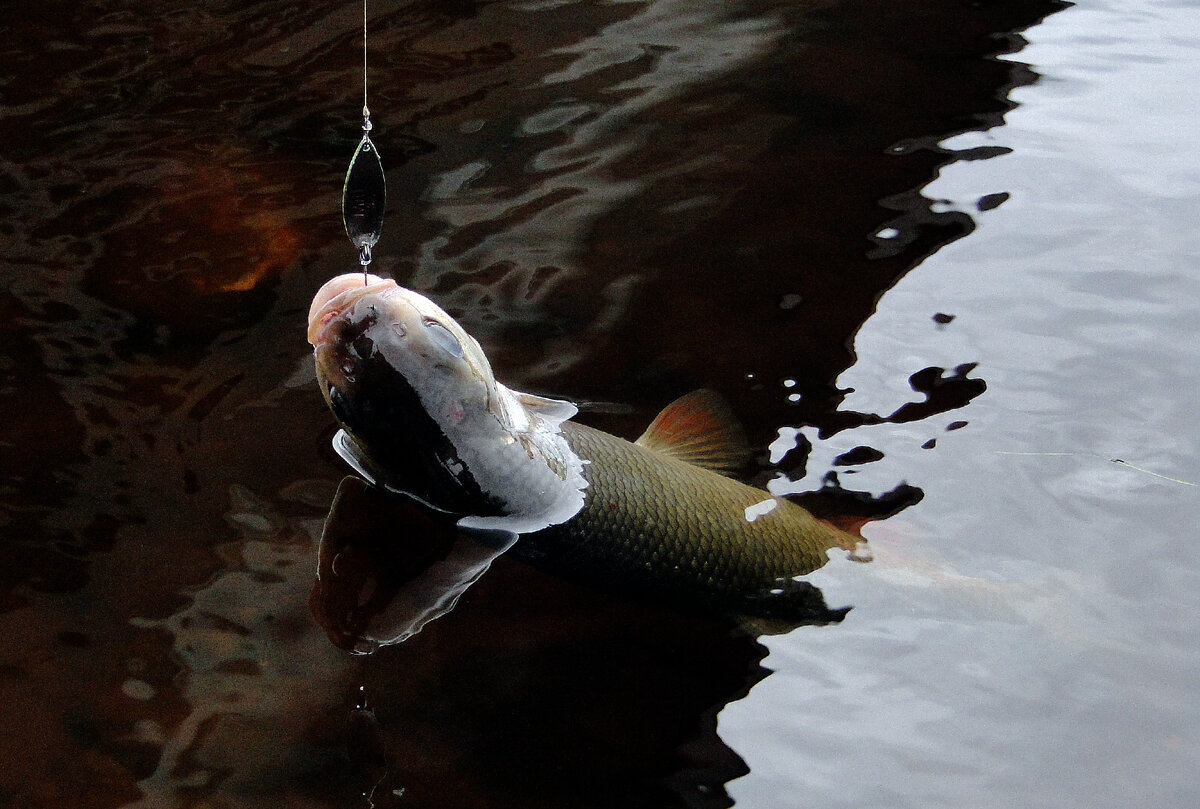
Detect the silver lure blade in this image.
<box><xmin>342</xmin><ymin>134</ymin><xmax>386</xmax><ymax>257</ymax></box>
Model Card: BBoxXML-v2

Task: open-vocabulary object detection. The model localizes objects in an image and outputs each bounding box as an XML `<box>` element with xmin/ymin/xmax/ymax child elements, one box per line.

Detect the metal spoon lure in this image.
<box><xmin>342</xmin><ymin>105</ymin><xmax>385</xmax><ymax>285</ymax></box>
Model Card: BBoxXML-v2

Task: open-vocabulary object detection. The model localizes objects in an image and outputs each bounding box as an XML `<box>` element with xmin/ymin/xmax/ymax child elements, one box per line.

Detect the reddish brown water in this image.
<box><xmin>7</xmin><ymin>1</ymin><xmax>1200</xmax><ymax>808</ymax></box>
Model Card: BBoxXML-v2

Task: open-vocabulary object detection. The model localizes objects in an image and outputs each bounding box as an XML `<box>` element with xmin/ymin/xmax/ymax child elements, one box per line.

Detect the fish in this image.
<box><xmin>307</xmin><ymin>273</ymin><xmax>861</xmax><ymax>624</ymax></box>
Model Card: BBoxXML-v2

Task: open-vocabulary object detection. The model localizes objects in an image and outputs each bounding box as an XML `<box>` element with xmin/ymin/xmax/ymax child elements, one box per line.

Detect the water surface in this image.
<box><xmin>2</xmin><ymin>0</ymin><xmax>1197</xmax><ymax>807</ymax></box>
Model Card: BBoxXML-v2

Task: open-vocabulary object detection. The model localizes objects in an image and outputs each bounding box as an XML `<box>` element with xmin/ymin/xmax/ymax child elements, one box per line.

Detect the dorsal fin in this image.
<box><xmin>635</xmin><ymin>389</ymin><xmax>752</xmax><ymax>475</ymax></box>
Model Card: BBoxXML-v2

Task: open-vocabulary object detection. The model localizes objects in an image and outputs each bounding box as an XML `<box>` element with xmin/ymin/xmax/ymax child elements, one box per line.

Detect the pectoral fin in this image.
<box><xmin>635</xmin><ymin>389</ymin><xmax>753</xmax><ymax>475</ymax></box>
<box><xmin>516</xmin><ymin>391</ymin><xmax>579</xmax><ymax>425</ymax></box>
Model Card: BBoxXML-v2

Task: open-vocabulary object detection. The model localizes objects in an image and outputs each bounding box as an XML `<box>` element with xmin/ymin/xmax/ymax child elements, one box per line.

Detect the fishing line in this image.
<box><xmin>342</xmin><ymin>0</ymin><xmax>386</xmax><ymax>285</ymax></box>
<box><xmin>994</xmin><ymin>451</ymin><xmax>1197</xmax><ymax>487</ymax></box>
<box><xmin>362</xmin><ymin>0</ymin><xmax>369</xmax><ymax>115</ymax></box>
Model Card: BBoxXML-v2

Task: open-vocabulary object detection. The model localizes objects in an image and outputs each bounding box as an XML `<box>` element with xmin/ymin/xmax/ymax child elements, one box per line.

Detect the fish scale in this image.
<box><xmin>515</xmin><ymin>421</ymin><xmax>854</xmax><ymax>621</ymax></box>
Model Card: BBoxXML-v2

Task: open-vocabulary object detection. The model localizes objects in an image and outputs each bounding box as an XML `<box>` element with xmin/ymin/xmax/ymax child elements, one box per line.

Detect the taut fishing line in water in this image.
<box><xmin>341</xmin><ymin>0</ymin><xmax>386</xmax><ymax>284</ymax></box>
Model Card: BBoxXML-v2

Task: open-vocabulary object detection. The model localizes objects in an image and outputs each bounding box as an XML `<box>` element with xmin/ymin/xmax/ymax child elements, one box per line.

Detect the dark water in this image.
<box><xmin>3</xmin><ymin>1</ymin><xmax>1199</xmax><ymax>807</ymax></box>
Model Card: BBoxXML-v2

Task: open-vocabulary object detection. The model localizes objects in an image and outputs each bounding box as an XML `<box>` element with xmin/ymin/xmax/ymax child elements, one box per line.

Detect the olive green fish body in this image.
<box><xmin>516</xmin><ymin>422</ymin><xmax>853</xmax><ymax>620</ymax></box>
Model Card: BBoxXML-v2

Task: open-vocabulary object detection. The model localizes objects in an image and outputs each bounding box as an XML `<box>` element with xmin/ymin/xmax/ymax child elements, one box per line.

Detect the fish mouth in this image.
<box><xmin>307</xmin><ymin>273</ymin><xmax>395</xmax><ymax>346</ymax></box>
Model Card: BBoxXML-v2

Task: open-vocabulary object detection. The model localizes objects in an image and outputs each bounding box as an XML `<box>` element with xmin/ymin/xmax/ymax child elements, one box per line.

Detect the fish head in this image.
<box><xmin>307</xmin><ymin>273</ymin><xmax>500</xmax><ymax>510</ymax></box>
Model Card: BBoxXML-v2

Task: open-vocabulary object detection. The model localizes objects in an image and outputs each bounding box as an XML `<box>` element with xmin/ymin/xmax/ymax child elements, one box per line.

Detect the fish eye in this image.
<box><xmin>422</xmin><ymin>318</ymin><xmax>464</xmax><ymax>358</ymax></box>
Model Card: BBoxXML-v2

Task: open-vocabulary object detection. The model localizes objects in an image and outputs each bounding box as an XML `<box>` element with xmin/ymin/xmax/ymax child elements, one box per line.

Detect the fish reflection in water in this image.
<box><xmin>311</xmin><ymin>476</ymin><xmax>516</xmax><ymax>654</ymax></box>
<box><xmin>311</xmin><ymin>476</ymin><xmax>775</xmax><ymax>809</ymax></box>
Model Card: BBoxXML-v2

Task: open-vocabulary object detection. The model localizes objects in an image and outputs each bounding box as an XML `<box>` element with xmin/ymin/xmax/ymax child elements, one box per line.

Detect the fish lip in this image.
<box><xmin>307</xmin><ymin>273</ymin><xmax>395</xmax><ymax>346</ymax></box>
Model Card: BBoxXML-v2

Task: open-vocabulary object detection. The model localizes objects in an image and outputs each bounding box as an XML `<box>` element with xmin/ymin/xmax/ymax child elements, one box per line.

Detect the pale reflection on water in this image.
<box><xmin>126</xmin><ymin>484</ymin><xmax>352</xmax><ymax>806</ymax></box>
<box><xmin>413</xmin><ymin>0</ymin><xmax>786</xmax><ymax>289</ymax></box>
<box><xmin>725</xmin><ymin>3</ymin><xmax>1200</xmax><ymax>807</ymax></box>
